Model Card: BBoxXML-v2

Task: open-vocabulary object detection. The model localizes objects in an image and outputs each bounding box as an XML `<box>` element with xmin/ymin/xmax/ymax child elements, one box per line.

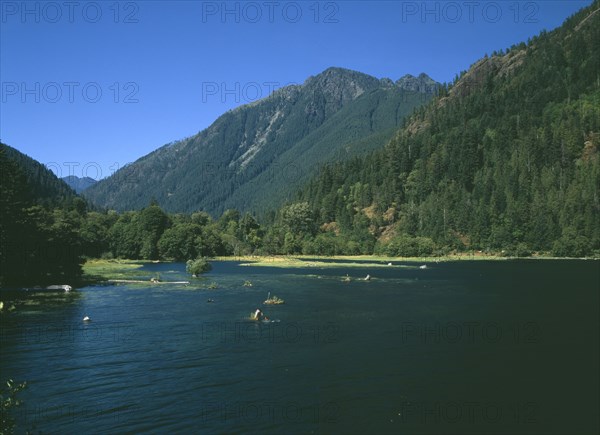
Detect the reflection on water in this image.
<box><xmin>1</xmin><ymin>260</ymin><xmax>598</xmax><ymax>434</ymax></box>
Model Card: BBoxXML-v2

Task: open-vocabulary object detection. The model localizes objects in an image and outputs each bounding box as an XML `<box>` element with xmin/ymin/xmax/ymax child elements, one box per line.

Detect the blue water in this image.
<box><xmin>1</xmin><ymin>260</ymin><xmax>598</xmax><ymax>434</ymax></box>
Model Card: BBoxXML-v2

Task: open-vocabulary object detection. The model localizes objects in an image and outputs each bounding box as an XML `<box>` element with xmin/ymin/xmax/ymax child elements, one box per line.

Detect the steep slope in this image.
<box><xmin>298</xmin><ymin>1</ymin><xmax>600</xmax><ymax>256</ymax></box>
<box><xmin>0</xmin><ymin>144</ymin><xmax>83</xmax><ymax>285</ymax></box>
<box><xmin>84</xmin><ymin>67</ymin><xmax>438</xmax><ymax>214</ymax></box>
<box><xmin>1</xmin><ymin>143</ymin><xmax>77</xmax><ymax>206</ymax></box>
<box><xmin>62</xmin><ymin>175</ymin><xmax>97</xmax><ymax>193</ymax></box>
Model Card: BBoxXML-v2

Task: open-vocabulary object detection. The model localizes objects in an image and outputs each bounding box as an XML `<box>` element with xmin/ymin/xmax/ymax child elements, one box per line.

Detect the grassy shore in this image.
<box><xmin>213</xmin><ymin>253</ymin><xmax>512</xmax><ymax>269</ymax></box>
<box><xmin>82</xmin><ymin>259</ymin><xmax>148</xmax><ymax>282</ymax></box>
<box><xmin>83</xmin><ymin>255</ymin><xmax>597</xmax><ymax>281</ymax></box>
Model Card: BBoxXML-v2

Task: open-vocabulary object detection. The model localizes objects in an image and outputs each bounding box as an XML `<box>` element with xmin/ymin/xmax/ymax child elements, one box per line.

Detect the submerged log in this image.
<box><xmin>108</xmin><ymin>279</ymin><xmax>190</xmax><ymax>285</ymax></box>
<box><xmin>46</xmin><ymin>285</ymin><xmax>72</xmax><ymax>292</ymax></box>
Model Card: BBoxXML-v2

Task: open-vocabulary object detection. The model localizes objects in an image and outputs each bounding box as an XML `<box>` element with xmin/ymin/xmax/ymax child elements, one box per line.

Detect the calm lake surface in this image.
<box><xmin>1</xmin><ymin>260</ymin><xmax>598</xmax><ymax>434</ymax></box>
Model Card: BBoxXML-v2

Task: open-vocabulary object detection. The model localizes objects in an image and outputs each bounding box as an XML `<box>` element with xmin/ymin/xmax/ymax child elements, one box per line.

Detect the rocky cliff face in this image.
<box><xmin>396</xmin><ymin>73</ymin><xmax>439</xmax><ymax>94</ymax></box>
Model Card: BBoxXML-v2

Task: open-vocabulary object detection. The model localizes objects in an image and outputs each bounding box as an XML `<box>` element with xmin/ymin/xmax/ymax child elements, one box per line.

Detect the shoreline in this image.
<box><xmin>1</xmin><ymin>255</ymin><xmax>596</xmax><ymax>291</ymax></box>
<box><xmin>214</xmin><ymin>254</ymin><xmax>599</xmax><ymax>268</ymax></box>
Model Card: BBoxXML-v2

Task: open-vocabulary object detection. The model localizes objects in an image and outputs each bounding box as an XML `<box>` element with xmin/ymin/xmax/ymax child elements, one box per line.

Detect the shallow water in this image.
<box><xmin>1</xmin><ymin>260</ymin><xmax>598</xmax><ymax>434</ymax></box>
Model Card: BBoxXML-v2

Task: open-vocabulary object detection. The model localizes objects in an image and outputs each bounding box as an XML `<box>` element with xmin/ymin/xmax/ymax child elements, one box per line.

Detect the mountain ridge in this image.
<box><xmin>296</xmin><ymin>1</ymin><xmax>600</xmax><ymax>256</ymax></box>
<box><xmin>62</xmin><ymin>175</ymin><xmax>98</xmax><ymax>193</ymax></box>
<box><xmin>84</xmin><ymin>67</ymin><xmax>440</xmax><ymax>214</ymax></box>
<box><xmin>1</xmin><ymin>143</ymin><xmax>78</xmax><ymax>206</ymax></box>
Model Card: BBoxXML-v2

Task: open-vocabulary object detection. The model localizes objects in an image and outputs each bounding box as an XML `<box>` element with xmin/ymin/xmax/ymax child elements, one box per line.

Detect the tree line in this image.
<box><xmin>2</xmin><ymin>2</ymin><xmax>598</xmax><ymax>286</ymax></box>
<box><xmin>296</xmin><ymin>2</ymin><xmax>600</xmax><ymax>259</ymax></box>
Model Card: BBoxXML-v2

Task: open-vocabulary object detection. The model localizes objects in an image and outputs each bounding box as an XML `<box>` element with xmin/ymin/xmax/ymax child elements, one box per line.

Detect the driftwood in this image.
<box><xmin>46</xmin><ymin>285</ymin><xmax>72</xmax><ymax>291</ymax></box>
<box><xmin>264</xmin><ymin>292</ymin><xmax>285</xmax><ymax>305</ymax></box>
<box><xmin>109</xmin><ymin>279</ymin><xmax>190</xmax><ymax>285</ymax></box>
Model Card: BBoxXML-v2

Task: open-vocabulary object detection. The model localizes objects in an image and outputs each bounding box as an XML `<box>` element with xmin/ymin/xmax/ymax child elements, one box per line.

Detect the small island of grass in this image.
<box><xmin>228</xmin><ymin>253</ymin><xmax>511</xmax><ymax>269</ymax></box>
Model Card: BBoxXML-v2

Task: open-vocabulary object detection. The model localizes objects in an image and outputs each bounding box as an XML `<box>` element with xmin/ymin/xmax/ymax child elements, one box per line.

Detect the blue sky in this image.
<box><xmin>0</xmin><ymin>0</ymin><xmax>593</xmax><ymax>180</ymax></box>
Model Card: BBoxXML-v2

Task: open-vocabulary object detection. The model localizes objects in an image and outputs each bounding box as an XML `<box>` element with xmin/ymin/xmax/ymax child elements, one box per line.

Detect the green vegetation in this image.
<box><xmin>82</xmin><ymin>259</ymin><xmax>146</xmax><ymax>282</ymax></box>
<box><xmin>1</xmin><ymin>144</ymin><xmax>77</xmax><ymax>206</ymax></box>
<box><xmin>84</xmin><ymin>68</ymin><xmax>437</xmax><ymax>215</ymax></box>
<box><xmin>375</xmin><ymin>236</ymin><xmax>436</xmax><ymax>257</ymax></box>
<box><xmin>1</xmin><ymin>379</ymin><xmax>27</xmax><ymax>434</ymax></box>
<box><xmin>293</xmin><ymin>2</ymin><xmax>600</xmax><ymax>258</ymax></box>
<box><xmin>238</xmin><ymin>256</ymin><xmax>427</xmax><ymax>269</ymax></box>
<box><xmin>186</xmin><ymin>258</ymin><xmax>212</xmax><ymax>276</ymax></box>
<box><xmin>2</xmin><ymin>3</ymin><xmax>599</xmax><ymax>289</ymax></box>
<box><xmin>0</xmin><ymin>144</ymin><xmax>85</xmax><ymax>286</ymax></box>
<box><xmin>62</xmin><ymin>175</ymin><xmax>97</xmax><ymax>194</ymax></box>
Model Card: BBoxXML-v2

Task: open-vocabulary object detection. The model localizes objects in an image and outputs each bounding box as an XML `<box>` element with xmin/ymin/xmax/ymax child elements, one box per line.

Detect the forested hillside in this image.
<box><xmin>2</xmin><ymin>144</ymin><xmax>77</xmax><ymax>205</ymax></box>
<box><xmin>62</xmin><ymin>175</ymin><xmax>97</xmax><ymax>193</ymax></box>
<box><xmin>286</xmin><ymin>1</ymin><xmax>600</xmax><ymax>257</ymax></box>
<box><xmin>2</xmin><ymin>3</ymin><xmax>598</xmax><ymax>288</ymax></box>
<box><xmin>0</xmin><ymin>144</ymin><xmax>85</xmax><ymax>285</ymax></box>
<box><xmin>84</xmin><ymin>68</ymin><xmax>438</xmax><ymax>214</ymax></box>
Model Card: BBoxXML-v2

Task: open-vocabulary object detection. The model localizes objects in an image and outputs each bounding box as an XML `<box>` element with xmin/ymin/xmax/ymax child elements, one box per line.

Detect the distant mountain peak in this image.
<box><xmin>310</xmin><ymin>66</ymin><xmax>375</xmax><ymax>79</ymax></box>
<box><xmin>395</xmin><ymin>73</ymin><xmax>438</xmax><ymax>93</ymax></box>
<box><xmin>62</xmin><ymin>175</ymin><xmax>97</xmax><ymax>193</ymax></box>
<box><xmin>85</xmin><ymin>66</ymin><xmax>439</xmax><ymax>214</ymax></box>
<box><xmin>303</xmin><ymin>67</ymin><xmax>382</xmax><ymax>102</ymax></box>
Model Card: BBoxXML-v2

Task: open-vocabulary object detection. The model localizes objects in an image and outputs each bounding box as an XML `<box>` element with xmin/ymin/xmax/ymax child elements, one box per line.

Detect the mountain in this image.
<box><xmin>84</xmin><ymin>67</ymin><xmax>439</xmax><ymax>214</ymax></box>
<box><xmin>62</xmin><ymin>175</ymin><xmax>97</xmax><ymax>193</ymax></box>
<box><xmin>0</xmin><ymin>143</ymin><xmax>77</xmax><ymax>206</ymax></box>
<box><xmin>395</xmin><ymin>73</ymin><xmax>439</xmax><ymax>94</ymax></box>
<box><xmin>296</xmin><ymin>1</ymin><xmax>600</xmax><ymax>257</ymax></box>
<box><xmin>0</xmin><ymin>143</ymin><xmax>84</xmax><ymax>285</ymax></box>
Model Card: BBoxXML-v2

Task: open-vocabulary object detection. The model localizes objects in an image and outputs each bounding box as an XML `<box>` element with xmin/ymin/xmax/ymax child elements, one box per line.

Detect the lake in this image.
<box><xmin>1</xmin><ymin>260</ymin><xmax>598</xmax><ymax>434</ymax></box>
